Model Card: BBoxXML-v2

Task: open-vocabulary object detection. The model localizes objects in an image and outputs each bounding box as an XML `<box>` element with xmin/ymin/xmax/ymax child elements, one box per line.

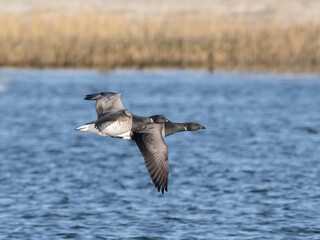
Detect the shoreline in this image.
<box><xmin>1</xmin><ymin>11</ymin><xmax>319</xmax><ymax>72</ymax></box>
<box><xmin>1</xmin><ymin>66</ymin><xmax>320</xmax><ymax>75</ymax></box>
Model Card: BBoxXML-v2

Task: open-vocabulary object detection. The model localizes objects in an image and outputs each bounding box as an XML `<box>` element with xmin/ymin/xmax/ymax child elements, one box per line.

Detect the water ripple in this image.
<box><xmin>0</xmin><ymin>69</ymin><xmax>319</xmax><ymax>239</ymax></box>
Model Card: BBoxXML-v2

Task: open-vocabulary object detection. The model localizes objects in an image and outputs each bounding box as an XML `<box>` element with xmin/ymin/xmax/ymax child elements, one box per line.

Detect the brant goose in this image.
<box><xmin>76</xmin><ymin>92</ymin><xmax>170</xmax><ymax>140</ymax></box>
<box><xmin>134</xmin><ymin>122</ymin><xmax>205</xmax><ymax>193</ymax></box>
<box><xmin>76</xmin><ymin>92</ymin><xmax>205</xmax><ymax>194</ymax></box>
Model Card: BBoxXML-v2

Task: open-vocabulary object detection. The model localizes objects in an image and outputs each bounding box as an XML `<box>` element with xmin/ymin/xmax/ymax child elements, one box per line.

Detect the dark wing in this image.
<box><xmin>95</xmin><ymin>109</ymin><xmax>131</xmax><ymax>131</ymax></box>
<box><xmin>134</xmin><ymin>124</ymin><xmax>169</xmax><ymax>194</ymax></box>
<box><xmin>85</xmin><ymin>92</ymin><xmax>125</xmax><ymax>118</ymax></box>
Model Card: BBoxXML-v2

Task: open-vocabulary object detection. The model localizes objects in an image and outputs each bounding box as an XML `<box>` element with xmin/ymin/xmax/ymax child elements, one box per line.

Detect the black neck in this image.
<box><xmin>164</xmin><ymin>123</ymin><xmax>187</xmax><ymax>137</ymax></box>
<box><xmin>132</xmin><ymin>114</ymin><xmax>152</xmax><ymax>130</ymax></box>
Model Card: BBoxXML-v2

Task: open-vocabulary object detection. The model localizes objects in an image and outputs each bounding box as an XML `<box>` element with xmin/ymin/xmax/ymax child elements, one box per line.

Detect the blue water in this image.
<box><xmin>0</xmin><ymin>69</ymin><xmax>320</xmax><ymax>239</ymax></box>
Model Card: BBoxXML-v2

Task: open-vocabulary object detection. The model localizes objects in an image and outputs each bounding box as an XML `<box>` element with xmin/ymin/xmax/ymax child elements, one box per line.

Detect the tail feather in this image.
<box><xmin>75</xmin><ymin>124</ymin><xmax>91</xmax><ymax>132</ymax></box>
<box><xmin>75</xmin><ymin>123</ymin><xmax>103</xmax><ymax>136</ymax></box>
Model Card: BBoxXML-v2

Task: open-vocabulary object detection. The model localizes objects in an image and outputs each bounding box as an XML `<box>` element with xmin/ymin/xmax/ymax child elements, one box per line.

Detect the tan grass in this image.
<box><xmin>0</xmin><ymin>11</ymin><xmax>319</xmax><ymax>71</ymax></box>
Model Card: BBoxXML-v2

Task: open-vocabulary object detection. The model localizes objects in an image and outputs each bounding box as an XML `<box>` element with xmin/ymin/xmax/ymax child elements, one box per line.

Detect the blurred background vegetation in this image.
<box><xmin>0</xmin><ymin>0</ymin><xmax>319</xmax><ymax>72</ymax></box>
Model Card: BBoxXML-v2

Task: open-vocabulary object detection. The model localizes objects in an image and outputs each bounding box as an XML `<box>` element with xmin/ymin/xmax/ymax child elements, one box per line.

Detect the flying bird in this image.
<box><xmin>76</xmin><ymin>92</ymin><xmax>205</xmax><ymax>193</ymax></box>
<box><xmin>76</xmin><ymin>92</ymin><xmax>170</xmax><ymax>140</ymax></box>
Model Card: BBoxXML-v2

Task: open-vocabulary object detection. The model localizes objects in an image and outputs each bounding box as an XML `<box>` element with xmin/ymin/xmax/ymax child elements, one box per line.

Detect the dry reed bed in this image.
<box><xmin>0</xmin><ymin>12</ymin><xmax>319</xmax><ymax>71</ymax></box>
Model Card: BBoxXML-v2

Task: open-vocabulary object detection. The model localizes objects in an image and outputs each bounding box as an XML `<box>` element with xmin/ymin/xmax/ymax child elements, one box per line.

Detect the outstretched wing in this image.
<box><xmin>134</xmin><ymin>124</ymin><xmax>169</xmax><ymax>194</ymax></box>
<box><xmin>85</xmin><ymin>92</ymin><xmax>125</xmax><ymax>118</ymax></box>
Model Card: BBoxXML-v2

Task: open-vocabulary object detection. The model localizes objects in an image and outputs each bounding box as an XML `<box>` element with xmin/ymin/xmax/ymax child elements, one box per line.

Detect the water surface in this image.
<box><xmin>0</xmin><ymin>69</ymin><xmax>320</xmax><ymax>239</ymax></box>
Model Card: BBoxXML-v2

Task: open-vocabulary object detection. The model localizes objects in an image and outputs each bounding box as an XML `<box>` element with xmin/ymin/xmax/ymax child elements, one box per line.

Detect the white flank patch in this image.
<box><xmin>115</xmin><ymin>131</ymin><xmax>133</xmax><ymax>141</ymax></box>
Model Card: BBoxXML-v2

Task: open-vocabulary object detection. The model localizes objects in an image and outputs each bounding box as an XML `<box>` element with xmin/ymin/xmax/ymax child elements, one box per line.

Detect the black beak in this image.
<box><xmin>201</xmin><ymin>125</ymin><xmax>206</xmax><ymax>129</ymax></box>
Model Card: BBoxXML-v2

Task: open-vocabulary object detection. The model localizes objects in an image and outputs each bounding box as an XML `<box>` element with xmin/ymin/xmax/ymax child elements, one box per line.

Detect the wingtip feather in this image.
<box><xmin>84</xmin><ymin>93</ymin><xmax>100</xmax><ymax>100</ymax></box>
